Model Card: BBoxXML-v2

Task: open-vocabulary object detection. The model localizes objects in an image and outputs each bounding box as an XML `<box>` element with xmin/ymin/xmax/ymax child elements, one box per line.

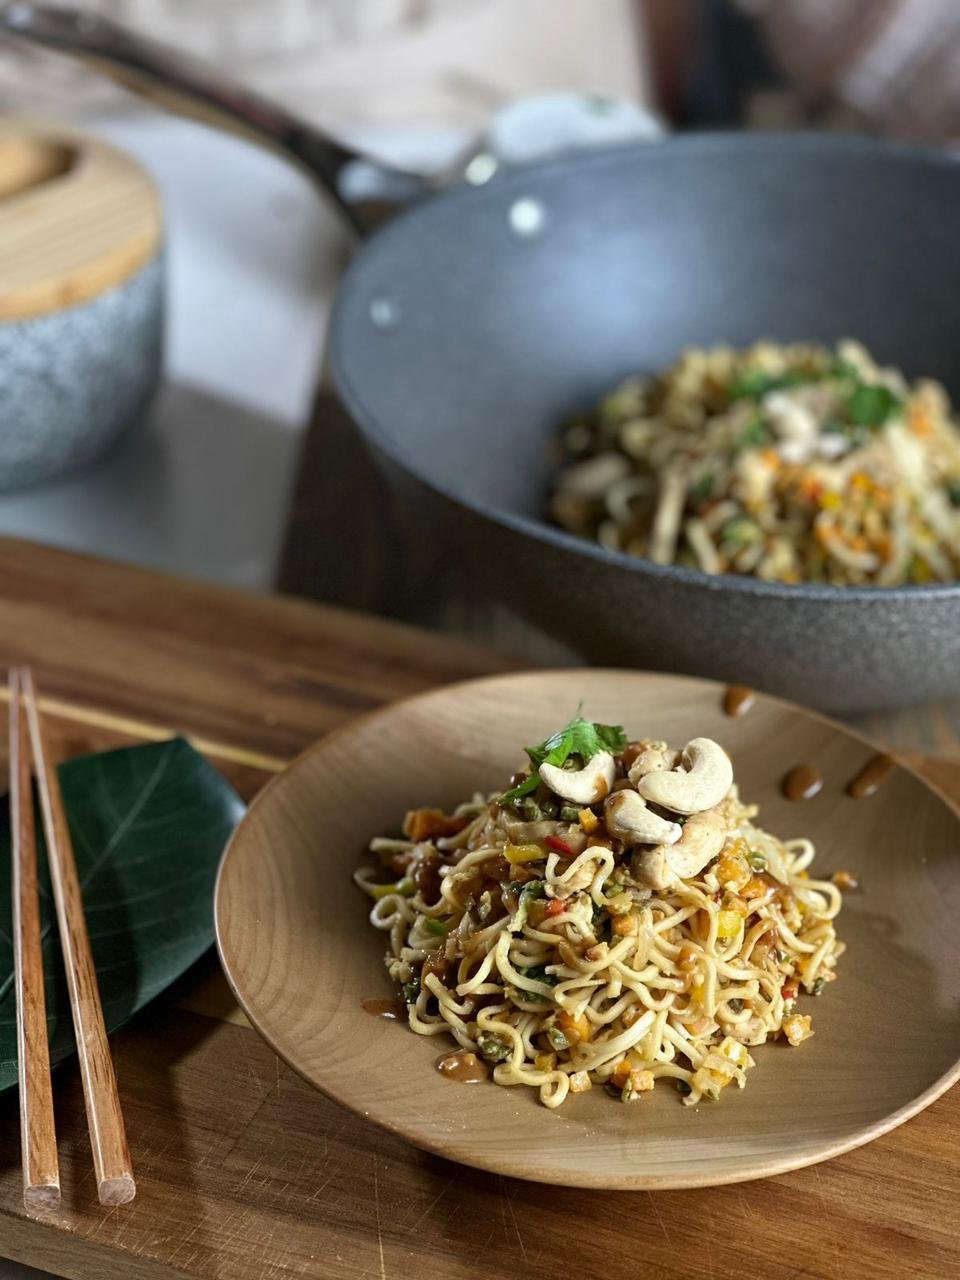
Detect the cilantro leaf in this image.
<box><xmin>847</xmin><ymin>384</ymin><xmax>902</xmax><ymax>427</ymax></box>
<box><xmin>728</xmin><ymin>369</ymin><xmax>814</xmax><ymax>401</ymax></box>
<box><xmin>500</xmin><ymin>714</ymin><xmax>627</xmax><ymax>806</ymax></box>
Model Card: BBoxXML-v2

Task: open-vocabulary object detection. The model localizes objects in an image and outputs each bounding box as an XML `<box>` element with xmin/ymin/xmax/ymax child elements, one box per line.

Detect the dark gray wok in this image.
<box><xmin>11</xmin><ymin>5</ymin><xmax>959</xmax><ymax>712</ymax></box>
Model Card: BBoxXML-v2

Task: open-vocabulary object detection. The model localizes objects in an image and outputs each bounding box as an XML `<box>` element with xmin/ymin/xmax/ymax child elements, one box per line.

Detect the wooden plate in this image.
<box><xmin>214</xmin><ymin>670</ymin><xmax>960</xmax><ymax>1189</ymax></box>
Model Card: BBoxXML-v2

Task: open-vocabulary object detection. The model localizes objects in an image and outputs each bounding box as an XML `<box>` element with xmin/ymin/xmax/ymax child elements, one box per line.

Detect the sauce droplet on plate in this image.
<box><xmin>723</xmin><ymin>685</ymin><xmax>755</xmax><ymax>718</ymax></box>
<box><xmin>436</xmin><ymin>1051</ymin><xmax>488</xmax><ymax>1084</ymax></box>
<box><xmin>846</xmin><ymin>753</ymin><xmax>895</xmax><ymax>799</ymax></box>
<box><xmin>782</xmin><ymin>765</ymin><xmax>823</xmax><ymax>801</ymax></box>
<box><xmin>361</xmin><ymin>997</ymin><xmax>405</xmax><ymax>1020</ymax></box>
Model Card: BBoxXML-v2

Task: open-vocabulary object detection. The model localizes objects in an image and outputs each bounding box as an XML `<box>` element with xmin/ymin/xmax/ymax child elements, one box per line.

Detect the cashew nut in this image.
<box><xmin>538</xmin><ymin>751</ymin><xmax>615</xmax><ymax>805</ymax></box>
<box><xmin>636</xmin><ymin>737</ymin><xmax>733</xmax><ymax>815</ymax></box>
<box><xmin>632</xmin><ymin>806</ymin><xmax>727</xmax><ymax>890</ymax></box>
<box><xmin>627</xmin><ymin>741</ymin><xmax>680</xmax><ymax>788</ymax></box>
<box><xmin>604</xmin><ymin>790</ymin><xmax>681</xmax><ymax>847</ymax></box>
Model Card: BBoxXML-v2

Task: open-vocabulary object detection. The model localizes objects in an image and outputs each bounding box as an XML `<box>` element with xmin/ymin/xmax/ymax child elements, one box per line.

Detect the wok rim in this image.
<box><xmin>330</xmin><ymin>130</ymin><xmax>960</xmax><ymax>606</ymax></box>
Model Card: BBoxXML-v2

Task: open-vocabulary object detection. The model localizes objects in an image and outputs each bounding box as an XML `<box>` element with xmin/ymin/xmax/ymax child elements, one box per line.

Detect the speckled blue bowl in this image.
<box><xmin>0</xmin><ymin>251</ymin><xmax>163</xmax><ymax>490</ymax></box>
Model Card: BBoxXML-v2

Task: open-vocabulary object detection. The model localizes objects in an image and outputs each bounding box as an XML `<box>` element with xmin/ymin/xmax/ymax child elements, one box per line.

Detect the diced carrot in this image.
<box><xmin>403</xmin><ymin>808</ymin><xmax>468</xmax><ymax>842</ymax></box>
<box><xmin>741</xmin><ymin>875</ymin><xmax>769</xmax><ymax>900</ymax></box>
<box><xmin>611</xmin><ymin>913</ymin><xmax>638</xmax><ymax>937</ymax></box>
<box><xmin>832</xmin><ymin>870</ymin><xmax>859</xmax><ymax>891</ymax></box>
<box><xmin>556</xmin><ymin>1010</ymin><xmax>591</xmax><ymax>1044</ymax></box>
<box><xmin>610</xmin><ymin>1060</ymin><xmax>631</xmax><ymax>1089</ymax></box>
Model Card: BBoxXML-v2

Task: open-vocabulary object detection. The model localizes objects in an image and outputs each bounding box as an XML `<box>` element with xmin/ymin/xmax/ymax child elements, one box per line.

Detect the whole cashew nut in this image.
<box><xmin>604</xmin><ymin>790</ymin><xmax>682</xmax><ymax>847</ymax></box>
<box><xmin>632</xmin><ymin>806</ymin><xmax>727</xmax><ymax>890</ymax></box>
<box><xmin>636</xmin><ymin>738</ymin><xmax>733</xmax><ymax>815</ymax></box>
<box><xmin>539</xmin><ymin>751</ymin><xmax>615</xmax><ymax>805</ymax></box>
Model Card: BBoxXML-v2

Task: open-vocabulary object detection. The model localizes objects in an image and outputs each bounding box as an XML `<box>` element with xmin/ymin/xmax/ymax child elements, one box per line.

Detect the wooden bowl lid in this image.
<box><xmin>0</xmin><ymin>118</ymin><xmax>162</xmax><ymax>323</ymax></box>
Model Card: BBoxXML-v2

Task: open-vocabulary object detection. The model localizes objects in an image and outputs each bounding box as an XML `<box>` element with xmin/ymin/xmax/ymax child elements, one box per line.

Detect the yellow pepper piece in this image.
<box><xmin>578</xmin><ymin>807</ymin><xmax>599</xmax><ymax>833</ymax></box>
<box><xmin>716</xmin><ymin>909</ymin><xmax>742</xmax><ymax>939</ymax></box>
<box><xmin>504</xmin><ymin>842</ymin><xmax>544</xmax><ymax>865</ymax></box>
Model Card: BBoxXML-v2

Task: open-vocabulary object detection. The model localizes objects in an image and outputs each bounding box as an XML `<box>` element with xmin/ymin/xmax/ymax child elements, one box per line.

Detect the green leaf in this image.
<box><xmin>738</xmin><ymin>415</ymin><xmax>772</xmax><ymax>449</ymax></box>
<box><xmin>501</xmin><ymin>715</ymin><xmax>627</xmax><ymax>805</ymax></box>
<box><xmin>847</xmin><ymin>384</ymin><xmax>902</xmax><ymax>427</ymax></box>
<box><xmin>0</xmin><ymin>738</ymin><xmax>243</xmax><ymax>1093</ymax></box>
<box><xmin>728</xmin><ymin>370</ymin><xmax>813</xmax><ymax>400</ymax></box>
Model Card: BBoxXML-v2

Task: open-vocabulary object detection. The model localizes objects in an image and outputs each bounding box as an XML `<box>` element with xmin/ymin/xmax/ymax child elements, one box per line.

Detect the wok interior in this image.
<box><xmin>333</xmin><ymin>138</ymin><xmax>960</xmax><ymax>525</ymax></box>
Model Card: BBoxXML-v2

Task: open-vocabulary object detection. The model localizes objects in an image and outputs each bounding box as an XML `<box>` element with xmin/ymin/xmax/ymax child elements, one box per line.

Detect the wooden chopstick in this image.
<box><xmin>10</xmin><ymin>667</ymin><xmax>60</xmax><ymax>1211</ymax></box>
<box><xmin>21</xmin><ymin>667</ymin><xmax>136</xmax><ymax>1207</ymax></box>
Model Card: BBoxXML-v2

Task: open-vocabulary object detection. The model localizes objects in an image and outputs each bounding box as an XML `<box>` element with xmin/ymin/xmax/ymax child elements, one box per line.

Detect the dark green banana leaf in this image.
<box><xmin>0</xmin><ymin>736</ymin><xmax>244</xmax><ymax>1091</ymax></box>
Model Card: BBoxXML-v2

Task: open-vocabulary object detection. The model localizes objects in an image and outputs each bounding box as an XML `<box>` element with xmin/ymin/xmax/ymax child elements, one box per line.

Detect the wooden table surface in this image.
<box><xmin>0</xmin><ymin>536</ymin><xmax>958</xmax><ymax>1280</ymax></box>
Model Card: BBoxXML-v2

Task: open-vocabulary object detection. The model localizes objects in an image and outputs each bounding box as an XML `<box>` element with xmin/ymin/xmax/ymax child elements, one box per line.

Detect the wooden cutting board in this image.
<box><xmin>0</xmin><ymin>536</ymin><xmax>957</xmax><ymax>1280</ymax></box>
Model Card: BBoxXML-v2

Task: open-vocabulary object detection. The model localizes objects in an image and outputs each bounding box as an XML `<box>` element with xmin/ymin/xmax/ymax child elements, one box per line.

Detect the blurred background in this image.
<box><xmin>0</xmin><ymin>0</ymin><xmax>957</xmax><ymax>660</ymax></box>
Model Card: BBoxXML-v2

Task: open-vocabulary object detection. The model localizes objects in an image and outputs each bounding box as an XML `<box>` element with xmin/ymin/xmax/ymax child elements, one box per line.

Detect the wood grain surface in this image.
<box><xmin>215</xmin><ymin>670</ymin><xmax>960</xmax><ymax>1191</ymax></box>
<box><xmin>0</xmin><ymin>536</ymin><xmax>957</xmax><ymax>1280</ymax></box>
<box><xmin>23</xmin><ymin>669</ymin><xmax>135</xmax><ymax>1207</ymax></box>
<box><xmin>0</xmin><ymin>119</ymin><xmax>162</xmax><ymax>321</ymax></box>
<box><xmin>9</xmin><ymin>668</ymin><xmax>60</xmax><ymax>1211</ymax></box>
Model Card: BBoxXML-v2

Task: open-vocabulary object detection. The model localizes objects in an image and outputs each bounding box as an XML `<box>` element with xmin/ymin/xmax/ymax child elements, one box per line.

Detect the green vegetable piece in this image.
<box><xmin>739</xmin><ymin>415</ymin><xmax>772</xmax><ymax>448</ymax></box>
<box><xmin>547</xmin><ymin>1025</ymin><xmax>571</xmax><ymax>1051</ymax></box>
<box><xmin>423</xmin><ymin>918</ymin><xmax>449</xmax><ymax>937</ymax></box>
<box><xmin>500</xmin><ymin>713</ymin><xmax>628</xmax><ymax>805</ymax></box>
<box><xmin>518</xmin><ymin>964</ymin><xmax>557</xmax><ymax>988</ymax></box>
<box><xmin>476</xmin><ymin>1033</ymin><xmax>511</xmax><ymax>1063</ymax></box>
<box><xmin>829</xmin><ymin>357</ymin><xmax>859</xmax><ymax>381</ymax></box>
<box><xmin>689</xmin><ymin>471</ymin><xmax>715</xmax><ymax>505</ymax></box>
<box><xmin>847</xmin><ymin>383</ymin><xmax>902</xmax><ymax>427</ymax></box>
<box><xmin>811</xmin><ymin>976</ymin><xmax>826</xmax><ymax>997</ymax></box>
<box><xmin>720</xmin><ymin>517</ymin><xmax>762</xmax><ymax>548</ymax></box>
<box><xmin>946</xmin><ymin>480</ymin><xmax>960</xmax><ymax>507</ymax></box>
<box><xmin>401</xmin><ymin>979</ymin><xmax>421</xmax><ymax>1005</ymax></box>
<box><xmin>559</xmin><ymin>805</ymin><xmax>580</xmax><ymax>822</ymax></box>
<box><xmin>748</xmin><ymin>850</ymin><xmax>766</xmax><ymax>870</ymax></box>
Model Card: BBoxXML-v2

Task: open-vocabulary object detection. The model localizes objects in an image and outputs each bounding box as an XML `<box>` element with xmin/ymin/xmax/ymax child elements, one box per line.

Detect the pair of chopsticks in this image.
<box><xmin>10</xmin><ymin>667</ymin><xmax>135</xmax><ymax>1210</ymax></box>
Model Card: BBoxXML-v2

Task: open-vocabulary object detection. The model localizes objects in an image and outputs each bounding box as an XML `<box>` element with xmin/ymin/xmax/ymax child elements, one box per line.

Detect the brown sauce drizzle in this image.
<box><xmin>361</xmin><ymin>997</ymin><xmax>405</xmax><ymax>1020</ymax></box>
<box><xmin>723</xmin><ymin>685</ymin><xmax>755</xmax><ymax>718</ymax></box>
<box><xmin>436</xmin><ymin>1051</ymin><xmax>488</xmax><ymax>1084</ymax></box>
<box><xmin>782</xmin><ymin>765</ymin><xmax>823</xmax><ymax>801</ymax></box>
<box><xmin>846</xmin><ymin>753</ymin><xmax>895</xmax><ymax>799</ymax></box>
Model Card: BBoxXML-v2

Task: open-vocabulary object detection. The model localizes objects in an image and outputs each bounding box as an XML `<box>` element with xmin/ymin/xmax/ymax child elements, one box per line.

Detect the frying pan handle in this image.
<box><xmin>0</xmin><ymin>3</ymin><xmax>423</xmax><ymax>236</ymax></box>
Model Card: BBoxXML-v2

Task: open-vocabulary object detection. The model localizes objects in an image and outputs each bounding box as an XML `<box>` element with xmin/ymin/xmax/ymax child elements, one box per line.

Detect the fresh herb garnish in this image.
<box><xmin>847</xmin><ymin>384</ymin><xmax>902</xmax><ymax>427</ymax></box>
<box><xmin>401</xmin><ymin>978</ymin><xmax>420</xmax><ymax>1004</ymax></box>
<box><xmin>518</xmin><ymin>964</ymin><xmax>557</xmax><ymax>988</ymax></box>
<box><xmin>946</xmin><ymin>479</ymin><xmax>960</xmax><ymax>507</ymax></box>
<box><xmin>423</xmin><ymin>918</ymin><xmax>449</xmax><ymax>937</ymax></box>
<box><xmin>738</xmin><ymin>415</ymin><xmax>772</xmax><ymax>449</ymax></box>
<box><xmin>500</xmin><ymin>713</ymin><xmax>627</xmax><ymax>805</ymax></box>
<box><xmin>512</xmin><ymin>965</ymin><xmax>558</xmax><ymax>1003</ymax></box>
